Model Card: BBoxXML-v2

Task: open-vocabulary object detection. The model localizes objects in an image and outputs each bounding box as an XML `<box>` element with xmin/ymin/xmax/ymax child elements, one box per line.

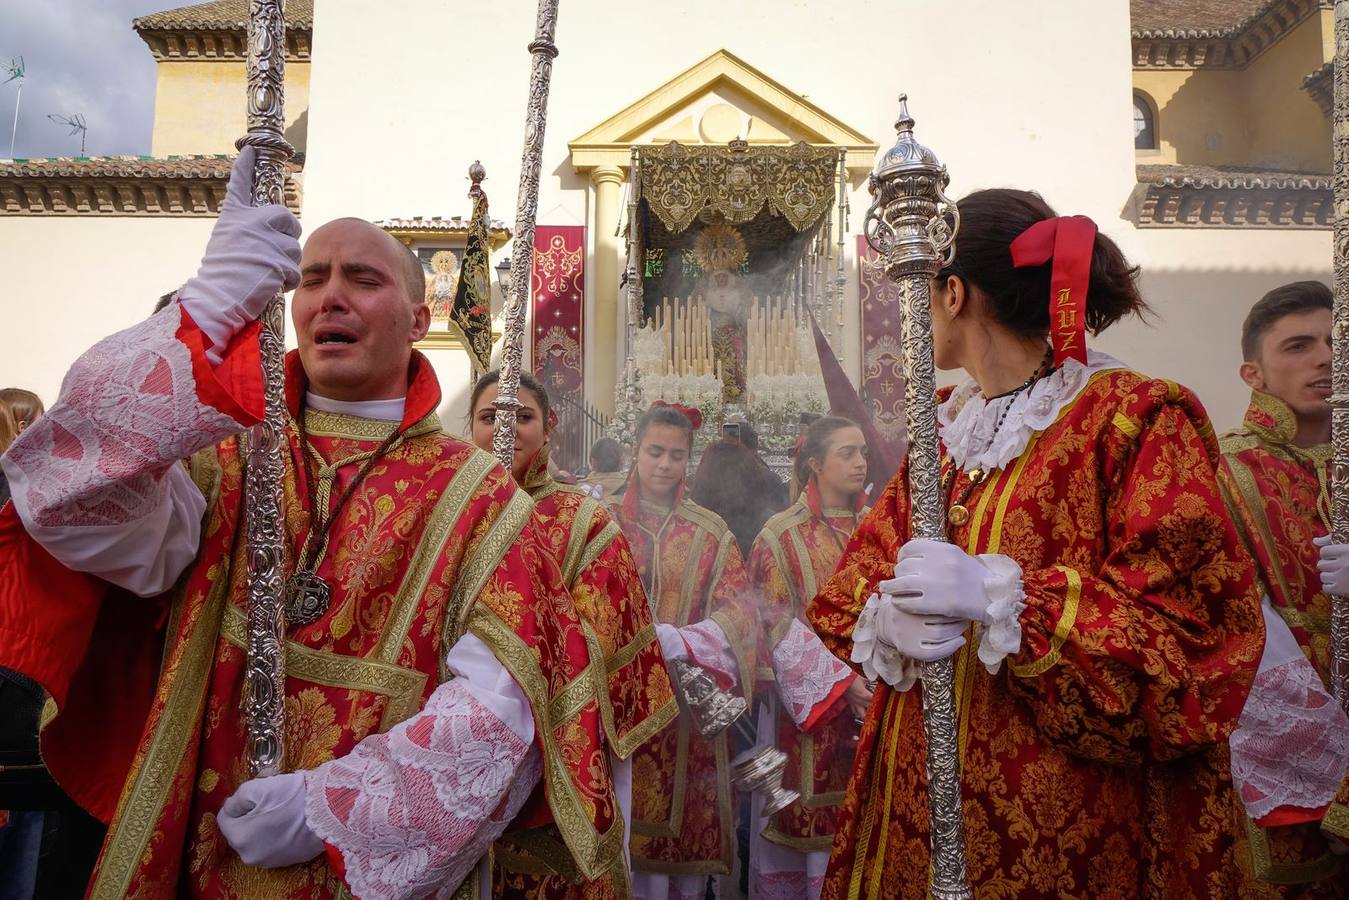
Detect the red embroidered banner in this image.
<box><xmin>531</xmin><ymin>225</ymin><xmax>585</xmax><ymax>402</ymax></box>
<box><xmin>857</xmin><ymin>236</ymin><xmax>906</xmax><ymax>448</ymax></box>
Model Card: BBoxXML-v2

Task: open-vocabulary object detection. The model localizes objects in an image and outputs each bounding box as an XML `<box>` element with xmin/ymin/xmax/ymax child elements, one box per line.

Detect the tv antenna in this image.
<box><xmin>3</xmin><ymin>56</ymin><xmax>23</xmax><ymax>159</ymax></box>
<box><xmin>48</xmin><ymin>113</ymin><xmax>87</xmax><ymax>155</ymax></box>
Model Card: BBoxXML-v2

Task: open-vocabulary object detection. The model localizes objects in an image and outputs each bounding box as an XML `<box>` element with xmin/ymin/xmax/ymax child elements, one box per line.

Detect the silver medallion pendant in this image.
<box><xmin>284</xmin><ymin>571</ymin><xmax>331</xmax><ymax>627</ymax></box>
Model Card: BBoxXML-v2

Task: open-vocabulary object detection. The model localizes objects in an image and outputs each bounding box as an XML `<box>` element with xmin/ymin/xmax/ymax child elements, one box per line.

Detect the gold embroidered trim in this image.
<box><xmin>91</xmin><ymin>527</ymin><xmax>237</xmax><ymax>899</ymax></box>
<box><xmin>1242</xmin><ymin>814</ymin><xmax>1348</xmax><ymax>883</ymax></box>
<box><xmin>573</xmin><ymin>517</ymin><xmax>619</xmax><ymax>585</ymax></box>
<box><xmin>797</xmin><ymin>731</ymin><xmax>844</xmax><ymax>809</ymax></box>
<box><xmin>559</xmin><ymin>498</ymin><xmax>598</xmax><ymax>585</ymax></box>
<box><xmin>1223</xmin><ymin>453</ymin><xmax>1298</xmax><ymax>607</ymax></box>
<box><xmin>467</xmin><ymin>604</ymin><xmax>618</xmax><ymax>882</ymax></box>
<box><xmin>219</xmin><ymin>605</ymin><xmax>428</xmax><ymax>731</ymax></box>
<box><xmin>630</xmin><ymin>719</ymin><xmax>691</xmax><ymax>838</ymax></box>
<box><xmin>442</xmin><ymin>487</ymin><xmax>535</xmax><ymax>666</ymax></box>
<box><xmin>378</xmin><ymin>448</ymin><xmax>498</xmax><ymax>665</ymax></box>
<box><xmin>1323</xmin><ymin>801</ymin><xmax>1349</xmax><ymax>839</ymax></box>
<box><xmin>1012</xmin><ymin>565</ymin><xmax>1082</xmax><ymax>678</ymax></box>
<box><xmin>1279</xmin><ymin>607</ymin><xmax>1330</xmax><ymax>634</ymax></box>
<box><xmin>301</xmin><ymin>409</ymin><xmax>441</xmax><ymax>442</ymax></box>
<box><xmin>1111</xmin><ymin>411</ymin><xmax>1142</xmax><ymax>439</ymax></box>
<box><xmin>762</xmin><ymin>820</ymin><xmax>833</xmax><ymax>853</ymax></box>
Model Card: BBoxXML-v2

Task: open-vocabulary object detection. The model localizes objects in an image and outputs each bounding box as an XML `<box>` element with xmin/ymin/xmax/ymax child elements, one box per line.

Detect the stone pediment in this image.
<box><xmin>569</xmin><ymin>50</ymin><xmax>876</xmax><ymax>173</ymax></box>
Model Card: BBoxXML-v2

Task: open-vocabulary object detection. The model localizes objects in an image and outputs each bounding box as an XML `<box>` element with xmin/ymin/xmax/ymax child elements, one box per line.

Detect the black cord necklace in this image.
<box><xmin>284</xmin><ymin>402</ymin><xmax>406</xmax><ymax>627</ymax></box>
<box><xmin>943</xmin><ymin>347</ymin><xmax>1054</xmax><ymax>527</ymax></box>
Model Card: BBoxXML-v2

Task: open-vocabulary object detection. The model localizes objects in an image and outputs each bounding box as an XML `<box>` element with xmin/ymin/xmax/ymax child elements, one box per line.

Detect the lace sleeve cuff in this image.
<box><xmin>1229</xmin><ymin>600</ymin><xmax>1349</xmax><ymax>823</ymax></box>
<box><xmin>771</xmin><ymin>618</ymin><xmax>855</xmax><ymax>728</ymax></box>
<box><xmin>974</xmin><ymin>553</ymin><xmax>1026</xmax><ymax>675</ymax></box>
<box><xmin>849</xmin><ymin>593</ymin><xmax>921</xmax><ymax>691</ymax></box>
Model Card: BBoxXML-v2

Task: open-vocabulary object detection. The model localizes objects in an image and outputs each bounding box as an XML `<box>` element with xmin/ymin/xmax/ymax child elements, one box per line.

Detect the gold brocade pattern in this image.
<box><xmin>1218</xmin><ymin>390</ymin><xmax>1349</xmax><ymax>891</ymax></box>
<box><xmin>808</xmin><ymin>371</ymin><xmax>1266</xmax><ymax>900</ymax></box>
<box><xmin>641</xmin><ymin>141</ymin><xmax>839</xmax><ymax>233</ymax></box>
<box><xmin>610</xmin><ymin>493</ymin><xmax>757</xmax><ymax>874</ymax></box>
<box><xmin>748</xmin><ymin>494</ymin><xmax>864</xmax><ymax>849</ymax></box>
<box><xmin>92</xmin><ymin>406</ymin><xmax>624</xmax><ymax>897</ymax></box>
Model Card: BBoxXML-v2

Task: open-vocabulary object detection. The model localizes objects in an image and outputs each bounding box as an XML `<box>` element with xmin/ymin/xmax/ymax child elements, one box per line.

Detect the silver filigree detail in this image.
<box><xmin>494</xmin><ymin>0</ymin><xmax>560</xmax><ymax>470</ymax></box>
<box><xmin>1331</xmin><ymin>1</ymin><xmax>1349</xmax><ymax>714</ymax></box>
<box><xmin>239</xmin><ymin>0</ymin><xmax>294</xmax><ymax>779</ymax></box>
<box><xmin>865</xmin><ymin>95</ymin><xmax>972</xmax><ymax>898</ymax></box>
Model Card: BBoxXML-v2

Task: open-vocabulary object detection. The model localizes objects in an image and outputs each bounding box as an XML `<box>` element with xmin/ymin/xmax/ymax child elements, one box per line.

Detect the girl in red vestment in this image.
<box><xmin>468</xmin><ymin>371</ymin><xmax>677</xmax><ymax>899</ymax></box>
<box><xmin>807</xmin><ymin>189</ymin><xmax>1265</xmax><ymax>899</ymax></box>
<box><xmin>609</xmin><ymin>404</ymin><xmax>758</xmax><ymax>900</ymax></box>
<box><xmin>746</xmin><ymin>416</ymin><xmax>874</xmax><ymax>900</ymax></box>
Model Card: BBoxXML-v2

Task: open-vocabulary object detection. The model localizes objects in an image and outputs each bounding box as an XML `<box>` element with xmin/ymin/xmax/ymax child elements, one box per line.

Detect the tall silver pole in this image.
<box><xmin>494</xmin><ymin>0</ymin><xmax>560</xmax><ymax>469</ymax></box>
<box><xmin>239</xmin><ymin>0</ymin><xmax>292</xmax><ymax>778</ymax></box>
<box><xmin>1330</xmin><ymin>1</ymin><xmax>1349</xmax><ymax>713</ymax></box>
<box><xmin>863</xmin><ymin>95</ymin><xmax>970</xmax><ymax>899</ymax></box>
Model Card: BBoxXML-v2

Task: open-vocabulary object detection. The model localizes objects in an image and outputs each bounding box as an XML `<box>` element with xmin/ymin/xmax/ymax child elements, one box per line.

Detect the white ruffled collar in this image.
<box><xmin>938</xmin><ymin>349</ymin><xmax>1126</xmax><ymax>473</ymax></box>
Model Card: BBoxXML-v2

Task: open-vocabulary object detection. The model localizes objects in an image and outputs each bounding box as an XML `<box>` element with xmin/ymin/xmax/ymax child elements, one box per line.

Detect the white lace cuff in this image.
<box><xmin>1229</xmin><ymin>600</ymin><xmax>1349</xmax><ymax>821</ymax></box>
<box><xmin>850</xmin><ymin>593</ymin><xmax>921</xmax><ymax>691</ymax></box>
<box><xmin>974</xmin><ymin>553</ymin><xmax>1026</xmax><ymax>674</ymax></box>
<box><xmin>771</xmin><ymin>618</ymin><xmax>855</xmax><ymax>727</ymax></box>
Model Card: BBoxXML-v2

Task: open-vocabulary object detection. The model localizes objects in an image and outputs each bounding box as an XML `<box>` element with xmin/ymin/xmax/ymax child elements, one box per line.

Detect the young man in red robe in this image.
<box><xmin>0</xmin><ymin>150</ymin><xmax>626</xmax><ymax>899</ymax></box>
<box><xmin>1218</xmin><ymin>280</ymin><xmax>1349</xmax><ymax>894</ymax></box>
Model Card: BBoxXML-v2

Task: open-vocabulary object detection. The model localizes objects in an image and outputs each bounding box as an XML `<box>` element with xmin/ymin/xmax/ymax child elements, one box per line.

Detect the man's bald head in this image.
<box><xmin>309</xmin><ymin>217</ymin><xmax>426</xmax><ymax>306</ymax></box>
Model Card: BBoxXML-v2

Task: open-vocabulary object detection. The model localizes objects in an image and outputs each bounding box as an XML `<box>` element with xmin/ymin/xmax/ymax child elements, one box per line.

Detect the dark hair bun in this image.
<box><xmin>950</xmin><ymin>189</ymin><xmax>1149</xmax><ymax>338</ymax></box>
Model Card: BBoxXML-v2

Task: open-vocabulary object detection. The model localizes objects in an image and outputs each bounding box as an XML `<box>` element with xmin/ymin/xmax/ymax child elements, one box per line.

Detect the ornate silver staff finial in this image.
<box><xmin>468</xmin><ymin>159</ymin><xmax>487</xmax><ymax>198</ymax></box>
<box><xmin>240</xmin><ymin>0</ymin><xmax>293</xmax><ymax>780</ymax></box>
<box><xmin>863</xmin><ymin>94</ymin><xmax>971</xmax><ymax>900</ymax></box>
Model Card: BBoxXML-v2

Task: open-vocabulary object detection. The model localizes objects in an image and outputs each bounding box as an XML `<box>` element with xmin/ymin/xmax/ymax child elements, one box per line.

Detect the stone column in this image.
<box><xmin>590</xmin><ymin>166</ymin><xmax>624</xmax><ymax>414</ymax></box>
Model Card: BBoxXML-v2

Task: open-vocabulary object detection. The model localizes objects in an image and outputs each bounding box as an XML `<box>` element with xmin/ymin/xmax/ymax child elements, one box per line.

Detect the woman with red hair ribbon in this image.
<box><xmin>808</xmin><ymin>189</ymin><xmax>1265</xmax><ymax>899</ymax></box>
<box><xmin>609</xmin><ymin>403</ymin><xmax>758</xmax><ymax>900</ymax></box>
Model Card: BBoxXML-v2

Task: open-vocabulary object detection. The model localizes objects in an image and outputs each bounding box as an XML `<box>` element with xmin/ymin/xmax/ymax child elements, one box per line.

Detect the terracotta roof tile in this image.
<box><xmin>133</xmin><ymin>0</ymin><xmax>313</xmax><ymax>31</ymax></box>
<box><xmin>0</xmin><ymin>154</ymin><xmax>303</xmax><ymax>216</ymax></box>
<box><xmin>1131</xmin><ymin>0</ymin><xmax>1273</xmax><ymax>36</ymax></box>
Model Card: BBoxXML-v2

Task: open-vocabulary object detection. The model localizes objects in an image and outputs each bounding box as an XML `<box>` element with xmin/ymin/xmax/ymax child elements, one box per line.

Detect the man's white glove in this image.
<box><xmin>178</xmin><ymin>146</ymin><xmax>302</xmax><ymax>362</ymax></box>
<box><xmin>880</xmin><ymin>539</ymin><xmax>994</xmax><ymax>625</ymax></box>
<box><xmin>1315</xmin><ymin>534</ymin><xmax>1349</xmax><ymax>597</ymax></box>
<box><xmin>218</xmin><ymin>772</ymin><xmax>324</xmax><ymax>869</ymax></box>
<box><xmin>656</xmin><ymin>623</ymin><xmax>689</xmax><ymax>663</ymax></box>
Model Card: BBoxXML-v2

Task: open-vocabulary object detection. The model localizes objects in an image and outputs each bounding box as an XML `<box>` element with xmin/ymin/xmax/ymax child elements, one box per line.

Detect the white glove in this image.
<box><xmin>1315</xmin><ymin>534</ymin><xmax>1349</xmax><ymax>597</ymax></box>
<box><xmin>656</xmin><ymin>623</ymin><xmax>689</xmax><ymax>662</ymax></box>
<box><xmin>178</xmin><ymin>146</ymin><xmax>302</xmax><ymax>362</ymax></box>
<box><xmin>881</xmin><ymin>539</ymin><xmax>993</xmax><ymax>624</ymax></box>
<box><xmin>218</xmin><ymin>772</ymin><xmax>324</xmax><ymax>869</ymax></box>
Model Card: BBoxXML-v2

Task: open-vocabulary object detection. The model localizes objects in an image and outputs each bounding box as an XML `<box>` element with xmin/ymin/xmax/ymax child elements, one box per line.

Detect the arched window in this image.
<box><xmin>1133</xmin><ymin>92</ymin><xmax>1157</xmax><ymax>151</ymax></box>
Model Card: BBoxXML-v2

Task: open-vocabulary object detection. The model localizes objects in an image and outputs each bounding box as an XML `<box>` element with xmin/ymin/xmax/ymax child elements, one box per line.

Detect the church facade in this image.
<box><xmin>0</xmin><ymin>0</ymin><xmax>1335</xmax><ymax>438</ymax></box>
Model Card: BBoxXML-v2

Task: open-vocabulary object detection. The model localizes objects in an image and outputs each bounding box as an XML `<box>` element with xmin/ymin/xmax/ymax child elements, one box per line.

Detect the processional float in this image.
<box><xmin>1331</xmin><ymin>1</ymin><xmax>1349</xmax><ymax>713</ymax></box>
<box><xmin>863</xmin><ymin>96</ymin><xmax>971</xmax><ymax>898</ymax></box>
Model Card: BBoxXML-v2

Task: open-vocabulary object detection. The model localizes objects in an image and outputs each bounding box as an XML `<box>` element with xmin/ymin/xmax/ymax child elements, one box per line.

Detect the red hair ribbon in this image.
<box><xmin>650</xmin><ymin>400</ymin><xmax>703</xmax><ymax>431</ymax></box>
<box><xmin>1009</xmin><ymin>215</ymin><xmax>1097</xmax><ymax>367</ymax></box>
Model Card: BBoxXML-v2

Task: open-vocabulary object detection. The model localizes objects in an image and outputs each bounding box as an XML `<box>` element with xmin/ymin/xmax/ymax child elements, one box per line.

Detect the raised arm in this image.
<box><xmin>1</xmin><ymin>148</ymin><xmax>300</xmax><ymax>595</ymax></box>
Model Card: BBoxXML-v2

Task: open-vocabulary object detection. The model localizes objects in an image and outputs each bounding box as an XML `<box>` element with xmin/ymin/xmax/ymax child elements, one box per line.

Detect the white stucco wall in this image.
<box><xmin>0</xmin><ymin>0</ymin><xmax>1331</xmax><ymax>433</ymax></box>
<box><xmin>0</xmin><ymin>218</ymin><xmax>217</xmax><ymax>405</ymax></box>
<box><xmin>299</xmin><ymin>0</ymin><xmax>1331</xmax><ymax>432</ymax></box>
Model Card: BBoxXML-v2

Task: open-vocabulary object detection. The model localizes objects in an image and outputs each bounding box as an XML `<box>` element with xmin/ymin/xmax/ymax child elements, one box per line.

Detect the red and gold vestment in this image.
<box><xmin>747</xmin><ymin>483</ymin><xmax>864</xmax><ymax>851</ymax></box>
<box><xmin>493</xmin><ymin>453</ymin><xmax>678</xmax><ymax>899</ymax></box>
<box><xmin>808</xmin><ymin>369</ymin><xmax>1264</xmax><ymax>900</ymax></box>
<box><xmin>609</xmin><ymin>479</ymin><xmax>757</xmax><ymax>877</ymax></box>
<box><xmin>0</xmin><ymin>307</ymin><xmax>620</xmax><ymax>899</ymax></box>
<box><xmin>1219</xmin><ymin>390</ymin><xmax>1349</xmax><ymax>892</ymax></box>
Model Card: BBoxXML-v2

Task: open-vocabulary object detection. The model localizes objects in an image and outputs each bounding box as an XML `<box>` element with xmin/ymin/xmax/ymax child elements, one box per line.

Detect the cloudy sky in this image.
<box><xmin>1</xmin><ymin>1</ymin><xmax>186</xmax><ymax>158</ymax></box>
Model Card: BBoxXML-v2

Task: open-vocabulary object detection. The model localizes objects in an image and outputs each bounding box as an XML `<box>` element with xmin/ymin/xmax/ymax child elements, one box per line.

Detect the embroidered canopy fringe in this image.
<box><xmin>639</xmin><ymin>141</ymin><xmax>839</xmax><ymax>233</ymax></box>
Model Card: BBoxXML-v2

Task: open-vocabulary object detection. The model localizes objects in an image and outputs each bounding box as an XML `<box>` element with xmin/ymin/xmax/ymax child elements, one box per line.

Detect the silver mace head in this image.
<box><xmin>669</xmin><ymin>658</ymin><xmax>747</xmax><ymax>737</ymax></box>
<box><xmin>731</xmin><ymin>745</ymin><xmax>801</xmax><ymax>818</ymax></box>
<box><xmin>862</xmin><ymin>94</ymin><xmax>959</xmax><ymax>280</ymax></box>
